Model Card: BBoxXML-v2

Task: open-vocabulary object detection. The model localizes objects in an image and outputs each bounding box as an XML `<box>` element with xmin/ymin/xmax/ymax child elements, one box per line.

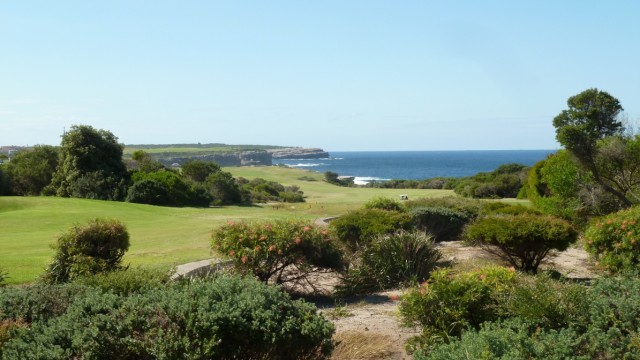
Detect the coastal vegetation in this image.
<box><xmin>3</xmin><ymin>88</ymin><xmax>640</xmax><ymax>358</ymax></box>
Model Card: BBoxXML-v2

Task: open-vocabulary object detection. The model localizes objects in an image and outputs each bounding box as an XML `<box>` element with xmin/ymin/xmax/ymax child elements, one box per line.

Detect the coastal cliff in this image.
<box><xmin>269</xmin><ymin>147</ymin><xmax>329</xmax><ymax>159</ymax></box>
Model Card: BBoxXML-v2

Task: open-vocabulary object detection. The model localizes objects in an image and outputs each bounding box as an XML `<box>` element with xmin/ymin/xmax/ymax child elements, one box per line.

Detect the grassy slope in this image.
<box><xmin>0</xmin><ymin>166</ymin><xmax>453</xmax><ymax>284</ymax></box>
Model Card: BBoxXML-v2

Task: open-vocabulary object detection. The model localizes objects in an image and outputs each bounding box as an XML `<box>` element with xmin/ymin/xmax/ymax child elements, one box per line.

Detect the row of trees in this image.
<box><xmin>0</xmin><ymin>125</ymin><xmax>304</xmax><ymax>206</ymax></box>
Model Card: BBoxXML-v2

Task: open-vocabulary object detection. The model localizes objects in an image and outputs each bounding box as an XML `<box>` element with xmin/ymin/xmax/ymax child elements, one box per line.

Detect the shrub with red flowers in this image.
<box><xmin>212</xmin><ymin>220</ymin><xmax>345</xmax><ymax>288</ymax></box>
<box><xmin>584</xmin><ymin>206</ymin><xmax>640</xmax><ymax>272</ymax></box>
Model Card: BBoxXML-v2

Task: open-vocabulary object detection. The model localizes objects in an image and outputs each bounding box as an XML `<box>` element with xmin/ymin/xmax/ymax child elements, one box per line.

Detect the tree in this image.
<box><xmin>51</xmin><ymin>125</ymin><xmax>129</xmax><ymax>200</ymax></box>
<box><xmin>4</xmin><ymin>145</ymin><xmax>59</xmax><ymax>195</ymax></box>
<box><xmin>205</xmin><ymin>171</ymin><xmax>242</xmax><ymax>205</ymax></box>
<box><xmin>464</xmin><ymin>214</ymin><xmax>578</xmax><ymax>273</ymax></box>
<box><xmin>181</xmin><ymin>159</ymin><xmax>221</xmax><ymax>183</ymax></box>
<box><xmin>553</xmin><ymin>88</ymin><xmax>630</xmax><ymax>206</ymax></box>
<box><xmin>42</xmin><ymin>218</ymin><xmax>130</xmax><ymax>283</ymax></box>
<box><xmin>129</xmin><ymin>150</ymin><xmax>165</xmax><ymax>173</ymax></box>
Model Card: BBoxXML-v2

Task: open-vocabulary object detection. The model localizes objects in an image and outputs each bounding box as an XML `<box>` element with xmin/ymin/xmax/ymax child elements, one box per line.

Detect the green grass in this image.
<box><xmin>0</xmin><ymin>166</ymin><xmax>453</xmax><ymax>284</ymax></box>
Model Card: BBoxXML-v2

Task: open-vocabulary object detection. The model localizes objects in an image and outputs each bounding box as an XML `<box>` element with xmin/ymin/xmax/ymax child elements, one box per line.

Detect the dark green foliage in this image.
<box><xmin>363</xmin><ymin>197</ymin><xmax>405</xmax><ymax>212</ymax></box>
<box><xmin>480</xmin><ymin>202</ymin><xmax>541</xmax><ymax>216</ymax></box>
<box><xmin>42</xmin><ymin>218</ymin><xmax>130</xmax><ymax>283</ymax></box>
<box><xmin>1</xmin><ymin>275</ymin><xmax>335</xmax><ymax>359</ymax></box>
<box><xmin>414</xmin><ymin>272</ymin><xmax>640</xmax><ymax>359</ymax></box>
<box><xmin>400</xmin><ymin>267</ymin><xmax>516</xmax><ymax>347</ymax></box>
<box><xmin>181</xmin><ymin>159</ymin><xmax>221</xmax><ymax>182</ymax></box>
<box><xmin>324</xmin><ymin>171</ymin><xmax>352</xmax><ymax>186</ymax></box>
<box><xmin>0</xmin><ymin>268</ymin><xmax>7</xmax><ymax>287</ymax></box>
<box><xmin>451</xmin><ymin>163</ymin><xmax>529</xmax><ymax>199</ymax></box>
<box><xmin>411</xmin><ymin>206</ymin><xmax>472</xmax><ymax>242</ymax></box>
<box><xmin>584</xmin><ymin>206</ymin><xmax>640</xmax><ymax>272</ymax></box>
<box><xmin>3</xmin><ymin>145</ymin><xmax>59</xmax><ymax>195</ymax></box>
<box><xmin>364</xmin><ymin>178</ymin><xmax>452</xmax><ymax>189</ymax></box>
<box><xmin>0</xmin><ymin>167</ymin><xmax>10</xmax><ymax>195</ymax></box>
<box><xmin>463</xmin><ymin>214</ymin><xmax>578</xmax><ymax>273</ymax></box>
<box><xmin>51</xmin><ymin>125</ymin><xmax>129</xmax><ymax>200</ymax></box>
<box><xmin>330</xmin><ymin>209</ymin><xmax>412</xmax><ymax>252</ymax></box>
<box><xmin>404</xmin><ymin>196</ymin><xmax>483</xmax><ymax>218</ymax></box>
<box><xmin>415</xmin><ymin>318</ymin><xmax>583</xmax><ymax>360</ymax></box>
<box><xmin>337</xmin><ymin>231</ymin><xmax>441</xmax><ymax>296</ymax></box>
<box><xmin>129</xmin><ymin>170</ymin><xmax>211</xmax><ymax>206</ymax></box>
<box><xmin>73</xmin><ymin>268</ymin><xmax>171</xmax><ymax>296</ymax></box>
<box><xmin>237</xmin><ymin>177</ymin><xmax>305</xmax><ymax>203</ymax></box>
<box><xmin>212</xmin><ymin>221</ymin><xmax>344</xmax><ymax>287</ymax></box>
<box><xmin>205</xmin><ymin>171</ymin><xmax>242</xmax><ymax>205</ymax></box>
<box><xmin>125</xmin><ymin>179</ymin><xmax>170</xmax><ymax>205</ymax></box>
<box><xmin>0</xmin><ymin>283</ymin><xmax>89</xmax><ymax>324</ymax></box>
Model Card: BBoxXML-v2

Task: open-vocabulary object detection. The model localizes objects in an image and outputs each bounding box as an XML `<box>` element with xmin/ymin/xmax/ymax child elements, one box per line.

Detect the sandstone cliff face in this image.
<box><xmin>269</xmin><ymin>148</ymin><xmax>329</xmax><ymax>159</ymax></box>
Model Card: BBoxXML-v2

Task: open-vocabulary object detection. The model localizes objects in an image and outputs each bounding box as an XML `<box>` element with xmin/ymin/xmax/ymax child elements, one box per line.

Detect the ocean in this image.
<box><xmin>273</xmin><ymin>150</ymin><xmax>556</xmax><ymax>185</ymax></box>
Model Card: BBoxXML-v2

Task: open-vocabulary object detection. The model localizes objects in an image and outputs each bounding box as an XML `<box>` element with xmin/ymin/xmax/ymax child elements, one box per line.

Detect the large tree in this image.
<box><xmin>4</xmin><ymin>145</ymin><xmax>59</xmax><ymax>195</ymax></box>
<box><xmin>51</xmin><ymin>125</ymin><xmax>129</xmax><ymax>200</ymax></box>
<box><xmin>553</xmin><ymin>88</ymin><xmax>632</xmax><ymax>207</ymax></box>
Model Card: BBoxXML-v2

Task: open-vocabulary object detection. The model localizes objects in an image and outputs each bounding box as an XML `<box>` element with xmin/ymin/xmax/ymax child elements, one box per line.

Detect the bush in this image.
<box><xmin>42</xmin><ymin>218</ymin><xmax>130</xmax><ymax>283</ymax></box>
<box><xmin>400</xmin><ymin>267</ymin><xmax>516</xmax><ymax>348</ymax></box>
<box><xmin>0</xmin><ymin>284</ymin><xmax>89</xmax><ymax>324</ymax></box>
<box><xmin>337</xmin><ymin>231</ymin><xmax>441</xmax><ymax>296</ymax></box>
<box><xmin>212</xmin><ymin>220</ymin><xmax>344</xmax><ymax>289</ymax></box>
<box><xmin>411</xmin><ymin>206</ymin><xmax>472</xmax><ymax>242</ymax></box>
<box><xmin>584</xmin><ymin>206</ymin><xmax>640</xmax><ymax>273</ymax></box>
<box><xmin>0</xmin><ymin>269</ymin><xmax>6</xmax><ymax>287</ymax></box>
<box><xmin>404</xmin><ymin>196</ymin><xmax>483</xmax><ymax>218</ymax></box>
<box><xmin>416</xmin><ymin>318</ymin><xmax>582</xmax><ymax>360</ymax></box>
<box><xmin>363</xmin><ymin>197</ymin><xmax>405</xmax><ymax>212</ymax></box>
<box><xmin>463</xmin><ymin>214</ymin><xmax>578</xmax><ymax>273</ymax></box>
<box><xmin>330</xmin><ymin>209</ymin><xmax>412</xmax><ymax>252</ymax></box>
<box><xmin>125</xmin><ymin>178</ymin><xmax>170</xmax><ymax>205</ymax></box>
<box><xmin>1</xmin><ymin>275</ymin><xmax>335</xmax><ymax>359</ymax></box>
<box><xmin>73</xmin><ymin>267</ymin><xmax>171</xmax><ymax>296</ymax></box>
<box><xmin>480</xmin><ymin>202</ymin><xmax>541</xmax><ymax>216</ymax></box>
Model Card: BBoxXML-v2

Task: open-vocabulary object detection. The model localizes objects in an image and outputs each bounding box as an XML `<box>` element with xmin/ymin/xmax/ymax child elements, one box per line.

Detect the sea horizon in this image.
<box><xmin>274</xmin><ymin>149</ymin><xmax>556</xmax><ymax>184</ymax></box>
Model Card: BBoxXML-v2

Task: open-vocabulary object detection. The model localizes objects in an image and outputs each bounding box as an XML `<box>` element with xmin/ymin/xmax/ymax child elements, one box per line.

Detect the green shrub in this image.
<box><xmin>336</xmin><ymin>231</ymin><xmax>441</xmax><ymax>296</ymax></box>
<box><xmin>0</xmin><ymin>284</ymin><xmax>89</xmax><ymax>324</ymax></box>
<box><xmin>411</xmin><ymin>206</ymin><xmax>472</xmax><ymax>242</ymax></box>
<box><xmin>416</xmin><ymin>318</ymin><xmax>582</xmax><ymax>360</ymax></box>
<box><xmin>125</xmin><ymin>178</ymin><xmax>170</xmax><ymax>205</ymax></box>
<box><xmin>400</xmin><ymin>267</ymin><xmax>516</xmax><ymax>348</ymax></box>
<box><xmin>42</xmin><ymin>218</ymin><xmax>130</xmax><ymax>283</ymax></box>
<box><xmin>212</xmin><ymin>220</ymin><xmax>344</xmax><ymax>287</ymax></box>
<box><xmin>363</xmin><ymin>197</ymin><xmax>405</xmax><ymax>212</ymax></box>
<box><xmin>1</xmin><ymin>275</ymin><xmax>335</xmax><ymax>359</ymax></box>
<box><xmin>480</xmin><ymin>202</ymin><xmax>541</xmax><ymax>216</ymax></box>
<box><xmin>404</xmin><ymin>196</ymin><xmax>483</xmax><ymax>218</ymax></box>
<box><xmin>463</xmin><ymin>214</ymin><xmax>578</xmax><ymax>273</ymax></box>
<box><xmin>498</xmin><ymin>273</ymin><xmax>589</xmax><ymax>330</ymax></box>
<box><xmin>330</xmin><ymin>209</ymin><xmax>412</xmax><ymax>251</ymax></box>
<box><xmin>73</xmin><ymin>267</ymin><xmax>171</xmax><ymax>296</ymax></box>
<box><xmin>584</xmin><ymin>206</ymin><xmax>640</xmax><ymax>273</ymax></box>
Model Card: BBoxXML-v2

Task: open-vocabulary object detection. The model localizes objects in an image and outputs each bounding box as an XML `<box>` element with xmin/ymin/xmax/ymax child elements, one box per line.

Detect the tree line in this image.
<box><xmin>0</xmin><ymin>125</ymin><xmax>304</xmax><ymax>206</ymax></box>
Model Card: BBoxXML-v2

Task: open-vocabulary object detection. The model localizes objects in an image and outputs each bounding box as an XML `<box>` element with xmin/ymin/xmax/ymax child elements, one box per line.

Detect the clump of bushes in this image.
<box><xmin>450</xmin><ymin>163</ymin><xmax>529</xmax><ymax>199</ymax></box>
<box><xmin>411</xmin><ymin>206</ymin><xmax>472</xmax><ymax>242</ymax></box>
<box><xmin>337</xmin><ymin>231</ymin><xmax>441</xmax><ymax>296</ymax></box>
<box><xmin>404</xmin><ymin>196</ymin><xmax>483</xmax><ymax>218</ymax></box>
<box><xmin>330</xmin><ymin>209</ymin><xmax>412</xmax><ymax>251</ymax></box>
<box><xmin>42</xmin><ymin>218</ymin><xmax>130</xmax><ymax>284</ymax></box>
<box><xmin>408</xmin><ymin>271</ymin><xmax>640</xmax><ymax>359</ymax></box>
<box><xmin>211</xmin><ymin>220</ymin><xmax>344</xmax><ymax>288</ymax></box>
<box><xmin>400</xmin><ymin>266</ymin><xmax>517</xmax><ymax>348</ymax></box>
<box><xmin>363</xmin><ymin>197</ymin><xmax>405</xmax><ymax>212</ymax></box>
<box><xmin>0</xmin><ymin>275</ymin><xmax>335</xmax><ymax>359</ymax></box>
<box><xmin>584</xmin><ymin>206</ymin><xmax>640</xmax><ymax>272</ymax></box>
<box><xmin>237</xmin><ymin>177</ymin><xmax>305</xmax><ymax>203</ymax></box>
<box><xmin>463</xmin><ymin>214</ymin><xmax>578</xmax><ymax>273</ymax></box>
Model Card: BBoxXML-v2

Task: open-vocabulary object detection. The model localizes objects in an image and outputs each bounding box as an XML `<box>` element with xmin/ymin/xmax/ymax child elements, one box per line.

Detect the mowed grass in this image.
<box><xmin>0</xmin><ymin>166</ymin><xmax>453</xmax><ymax>284</ymax></box>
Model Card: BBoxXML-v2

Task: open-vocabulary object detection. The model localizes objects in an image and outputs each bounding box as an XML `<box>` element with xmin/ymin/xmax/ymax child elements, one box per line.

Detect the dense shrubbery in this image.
<box><xmin>363</xmin><ymin>197</ymin><xmax>405</xmax><ymax>212</ymax></box>
<box><xmin>409</xmin><ymin>271</ymin><xmax>640</xmax><ymax>359</ymax></box>
<box><xmin>451</xmin><ymin>163</ymin><xmax>529</xmax><ymax>199</ymax></box>
<box><xmin>0</xmin><ymin>274</ymin><xmax>335</xmax><ymax>359</ymax></box>
<box><xmin>212</xmin><ymin>220</ymin><xmax>344</xmax><ymax>288</ymax></box>
<box><xmin>330</xmin><ymin>209</ymin><xmax>412</xmax><ymax>252</ymax></box>
<box><xmin>411</xmin><ymin>206</ymin><xmax>472</xmax><ymax>242</ymax></box>
<box><xmin>463</xmin><ymin>214</ymin><xmax>578</xmax><ymax>273</ymax></box>
<box><xmin>129</xmin><ymin>169</ymin><xmax>211</xmax><ymax>206</ymax></box>
<box><xmin>337</xmin><ymin>231</ymin><xmax>441</xmax><ymax>296</ymax></box>
<box><xmin>584</xmin><ymin>206</ymin><xmax>640</xmax><ymax>272</ymax></box>
<box><xmin>42</xmin><ymin>218</ymin><xmax>130</xmax><ymax>284</ymax></box>
<box><xmin>237</xmin><ymin>177</ymin><xmax>305</xmax><ymax>203</ymax></box>
<box><xmin>2</xmin><ymin>145</ymin><xmax>59</xmax><ymax>196</ymax></box>
<box><xmin>404</xmin><ymin>196</ymin><xmax>483</xmax><ymax>218</ymax></box>
<box><xmin>73</xmin><ymin>267</ymin><xmax>171</xmax><ymax>296</ymax></box>
<box><xmin>364</xmin><ymin>178</ymin><xmax>453</xmax><ymax>189</ymax></box>
<box><xmin>400</xmin><ymin>267</ymin><xmax>516</xmax><ymax>348</ymax></box>
<box><xmin>0</xmin><ymin>269</ymin><xmax>6</xmax><ymax>287</ymax></box>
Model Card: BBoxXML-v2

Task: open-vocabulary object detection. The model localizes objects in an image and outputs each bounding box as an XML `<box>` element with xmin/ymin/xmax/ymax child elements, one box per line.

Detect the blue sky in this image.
<box><xmin>2</xmin><ymin>1</ymin><xmax>639</xmax><ymax>151</ymax></box>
